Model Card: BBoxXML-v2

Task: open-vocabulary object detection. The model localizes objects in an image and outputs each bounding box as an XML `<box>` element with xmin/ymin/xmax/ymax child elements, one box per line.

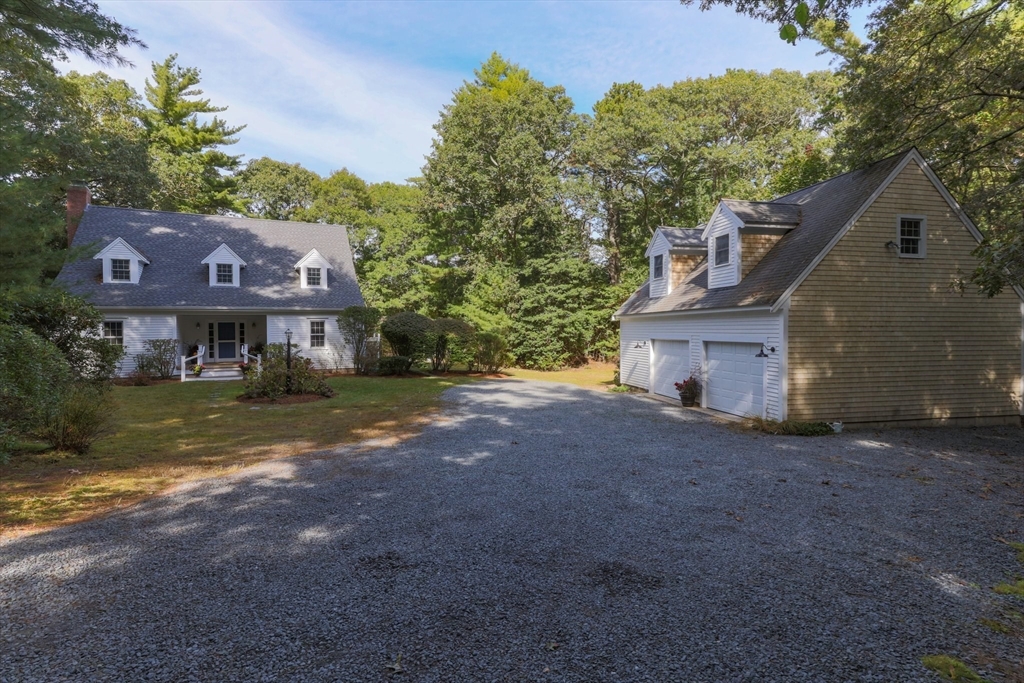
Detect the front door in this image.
<box><xmin>216</xmin><ymin>322</ymin><xmax>237</xmax><ymax>360</ymax></box>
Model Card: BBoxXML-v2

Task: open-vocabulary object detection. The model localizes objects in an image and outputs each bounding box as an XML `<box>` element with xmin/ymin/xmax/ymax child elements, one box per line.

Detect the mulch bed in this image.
<box><xmin>236</xmin><ymin>394</ymin><xmax>328</xmax><ymax>405</ymax></box>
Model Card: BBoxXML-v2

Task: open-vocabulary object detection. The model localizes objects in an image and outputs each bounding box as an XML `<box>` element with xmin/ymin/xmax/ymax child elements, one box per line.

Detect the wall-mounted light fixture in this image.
<box><xmin>633</xmin><ymin>341</ymin><xmax>648</xmax><ymax>349</ymax></box>
<box><xmin>195</xmin><ymin>321</ymin><xmax>201</xmax><ymax>328</ymax></box>
<box><xmin>755</xmin><ymin>343</ymin><xmax>776</xmax><ymax>358</ymax></box>
<box><xmin>885</xmin><ymin>240</ymin><xmax>898</xmax><ymax>250</ymax></box>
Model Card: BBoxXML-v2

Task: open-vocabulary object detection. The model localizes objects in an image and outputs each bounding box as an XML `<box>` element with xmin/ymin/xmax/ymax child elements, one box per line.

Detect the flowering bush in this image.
<box><xmin>192</xmin><ymin>364</ymin><xmax>205</xmax><ymax>376</ymax></box>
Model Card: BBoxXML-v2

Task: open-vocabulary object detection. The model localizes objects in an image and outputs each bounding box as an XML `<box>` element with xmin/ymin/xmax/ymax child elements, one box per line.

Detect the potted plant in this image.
<box><xmin>238</xmin><ymin>361</ymin><xmax>249</xmax><ymax>372</ymax></box>
<box><xmin>674</xmin><ymin>374</ymin><xmax>702</xmax><ymax>407</ymax></box>
<box><xmin>192</xmin><ymin>363</ymin><xmax>205</xmax><ymax>377</ymax></box>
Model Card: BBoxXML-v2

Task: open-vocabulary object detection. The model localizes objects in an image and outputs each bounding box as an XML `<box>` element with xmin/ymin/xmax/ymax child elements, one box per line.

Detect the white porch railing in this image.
<box><xmin>241</xmin><ymin>344</ymin><xmax>262</xmax><ymax>375</ymax></box>
<box><xmin>180</xmin><ymin>344</ymin><xmax>206</xmax><ymax>381</ymax></box>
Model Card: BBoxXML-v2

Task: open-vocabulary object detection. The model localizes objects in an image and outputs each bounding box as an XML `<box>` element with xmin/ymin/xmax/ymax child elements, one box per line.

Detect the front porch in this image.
<box><xmin>177</xmin><ymin>314</ymin><xmax>267</xmax><ymax>381</ymax></box>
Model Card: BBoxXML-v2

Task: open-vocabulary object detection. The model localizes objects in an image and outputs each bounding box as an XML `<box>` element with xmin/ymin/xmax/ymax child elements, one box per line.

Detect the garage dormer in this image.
<box><xmin>294</xmin><ymin>248</ymin><xmax>333</xmax><ymax>289</ymax></box>
<box><xmin>702</xmin><ymin>200</ymin><xmax>800</xmax><ymax>288</ymax></box>
<box><xmin>201</xmin><ymin>244</ymin><xmax>246</xmax><ymax>287</ymax></box>
<box><xmin>94</xmin><ymin>237</ymin><xmax>150</xmax><ymax>284</ymax></box>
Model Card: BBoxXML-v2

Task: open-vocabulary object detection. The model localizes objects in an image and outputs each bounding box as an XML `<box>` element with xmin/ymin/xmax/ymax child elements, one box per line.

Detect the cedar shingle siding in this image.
<box><xmin>787</xmin><ymin>162</ymin><xmax>1023</xmax><ymax>425</ymax></box>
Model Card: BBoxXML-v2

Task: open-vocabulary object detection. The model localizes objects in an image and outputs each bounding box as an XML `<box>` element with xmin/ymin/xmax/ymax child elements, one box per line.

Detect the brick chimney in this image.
<box><xmin>66</xmin><ymin>184</ymin><xmax>90</xmax><ymax>246</ymax></box>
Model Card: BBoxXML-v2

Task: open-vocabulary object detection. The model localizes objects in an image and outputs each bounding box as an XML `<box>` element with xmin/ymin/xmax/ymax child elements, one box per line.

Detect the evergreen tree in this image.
<box><xmin>143</xmin><ymin>54</ymin><xmax>245</xmax><ymax>213</ymax></box>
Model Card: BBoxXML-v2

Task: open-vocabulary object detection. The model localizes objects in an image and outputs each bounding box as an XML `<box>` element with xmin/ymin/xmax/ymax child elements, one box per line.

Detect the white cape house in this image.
<box><xmin>57</xmin><ymin>186</ymin><xmax>365</xmax><ymax>377</ymax></box>
<box><xmin>614</xmin><ymin>149</ymin><xmax>1024</xmax><ymax>427</ymax></box>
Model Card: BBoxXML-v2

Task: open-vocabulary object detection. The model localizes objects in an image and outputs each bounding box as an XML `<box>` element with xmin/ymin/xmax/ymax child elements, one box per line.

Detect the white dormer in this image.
<box><xmin>645</xmin><ymin>231</ymin><xmax>671</xmax><ymax>298</ymax></box>
<box><xmin>94</xmin><ymin>237</ymin><xmax>150</xmax><ymax>284</ymax></box>
<box><xmin>201</xmin><ymin>244</ymin><xmax>246</xmax><ymax>287</ymax></box>
<box><xmin>701</xmin><ymin>203</ymin><xmax>744</xmax><ymax>289</ymax></box>
<box><xmin>294</xmin><ymin>249</ymin><xmax>333</xmax><ymax>290</ymax></box>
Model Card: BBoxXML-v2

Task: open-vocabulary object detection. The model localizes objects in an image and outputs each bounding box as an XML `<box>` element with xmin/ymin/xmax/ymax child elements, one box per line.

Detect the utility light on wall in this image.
<box><xmin>755</xmin><ymin>343</ymin><xmax>776</xmax><ymax>358</ymax></box>
<box><xmin>885</xmin><ymin>240</ymin><xmax>899</xmax><ymax>250</ymax></box>
<box><xmin>633</xmin><ymin>341</ymin><xmax>648</xmax><ymax>349</ymax></box>
<box><xmin>195</xmin><ymin>321</ymin><xmax>201</xmax><ymax>328</ymax></box>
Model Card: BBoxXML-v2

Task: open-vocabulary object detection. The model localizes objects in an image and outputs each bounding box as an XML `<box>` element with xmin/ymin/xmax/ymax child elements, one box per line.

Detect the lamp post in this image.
<box><xmin>285</xmin><ymin>328</ymin><xmax>293</xmax><ymax>394</ymax></box>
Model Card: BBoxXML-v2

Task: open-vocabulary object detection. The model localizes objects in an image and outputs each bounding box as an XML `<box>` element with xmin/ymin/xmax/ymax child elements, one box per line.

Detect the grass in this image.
<box><xmin>502</xmin><ymin>361</ymin><xmax>619</xmax><ymax>391</ymax></box>
<box><xmin>920</xmin><ymin>655</ymin><xmax>991</xmax><ymax>682</ymax></box>
<box><xmin>747</xmin><ymin>416</ymin><xmax>835</xmax><ymax>436</ymax></box>
<box><xmin>0</xmin><ymin>374</ymin><xmax>473</xmax><ymax>534</ymax></box>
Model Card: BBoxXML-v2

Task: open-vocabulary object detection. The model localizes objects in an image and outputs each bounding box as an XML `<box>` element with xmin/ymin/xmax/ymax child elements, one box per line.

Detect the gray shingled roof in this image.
<box><xmin>659</xmin><ymin>226</ymin><xmax>706</xmax><ymax>249</ymax></box>
<box><xmin>615</xmin><ymin>150</ymin><xmax>910</xmax><ymax>317</ymax></box>
<box><xmin>721</xmin><ymin>199</ymin><xmax>801</xmax><ymax>226</ymax></box>
<box><xmin>57</xmin><ymin>206</ymin><xmax>364</xmax><ymax>310</ymax></box>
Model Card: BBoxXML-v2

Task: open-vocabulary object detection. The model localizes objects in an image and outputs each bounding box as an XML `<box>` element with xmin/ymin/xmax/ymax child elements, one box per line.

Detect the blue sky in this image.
<box><xmin>62</xmin><ymin>1</ymin><xmax>870</xmax><ymax>184</ymax></box>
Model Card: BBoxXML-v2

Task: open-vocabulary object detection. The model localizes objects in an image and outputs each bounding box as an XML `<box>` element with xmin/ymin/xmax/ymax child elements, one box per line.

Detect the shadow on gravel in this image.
<box><xmin>2</xmin><ymin>379</ymin><xmax>1022</xmax><ymax>682</ymax></box>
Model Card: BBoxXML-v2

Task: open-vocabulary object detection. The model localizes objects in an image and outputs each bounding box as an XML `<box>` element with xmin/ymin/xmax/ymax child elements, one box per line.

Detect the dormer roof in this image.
<box><xmin>201</xmin><ymin>243</ymin><xmax>247</xmax><ymax>267</ymax></box>
<box><xmin>720</xmin><ymin>200</ymin><xmax>801</xmax><ymax>228</ymax></box>
<box><xmin>93</xmin><ymin>237</ymin><xmax>150</xmax><ymax>264</ymax></box>
<box><xmin>294</xmin><ymin>248</ymin><xmax>333</xmax><ymax>270</ymax></box>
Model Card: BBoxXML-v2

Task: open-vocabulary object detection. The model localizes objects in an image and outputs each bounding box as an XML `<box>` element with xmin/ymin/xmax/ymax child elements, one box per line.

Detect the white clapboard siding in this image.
<box><xmin>647</xmin><ymin>231</ymin><xmax>671</xmax><ymax>299</ymax></box>
<box><xmin>619</xmin><ymin>309</ymin><xmax>784</xmax><ymax>420</ymax></box>
<box><xmin>107</xmin><ymin>314</ymin><xmax>177</xmax><ymax>375</ymax></box>
<box><xmin>706</xmin><ymin>210</ymin><xmax>741</xmax><ymax>289</ymax></box>
<box><xmin>267</xmin><ymin>314</ymin><xmax>352</xmax><ymax>370</ymax></box>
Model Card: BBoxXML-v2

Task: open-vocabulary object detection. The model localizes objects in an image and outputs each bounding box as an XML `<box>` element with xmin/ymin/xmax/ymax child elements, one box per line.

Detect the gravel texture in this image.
<box><xmin>2</xmin><ymin>379</ymin><xmax>1023</xmax><ymax>682</ymax></box>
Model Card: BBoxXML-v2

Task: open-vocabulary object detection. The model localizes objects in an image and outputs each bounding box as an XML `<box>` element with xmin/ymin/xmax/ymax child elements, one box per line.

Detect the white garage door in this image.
<box><xmin>706</xmin><ymin>342</ymin><xmax>765</xmax><ymax>417</ymax></box>
<box><xmin>651</xmin><ymin>340</ymin><xmax>690</xmax><ymax>398</ymax></box>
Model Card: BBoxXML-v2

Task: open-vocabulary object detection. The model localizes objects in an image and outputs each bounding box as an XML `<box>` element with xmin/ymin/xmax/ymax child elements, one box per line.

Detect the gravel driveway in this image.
<box><xmin>2</xmin><ymin>379</ymin><xmax>1023</xmax><ymax>682</ymax></box>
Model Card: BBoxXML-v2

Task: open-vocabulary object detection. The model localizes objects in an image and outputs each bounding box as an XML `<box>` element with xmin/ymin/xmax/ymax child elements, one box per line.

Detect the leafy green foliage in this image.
<box><xmin>133</xmin><ymin>338</ymin><xmax>178</xmax><ymax>379</ymax></box>
<box><xmin>748</xmin><ymin>417</ymin><xmax>835</xmax><ymax>436</ymax></box>
<box><xmin>336</xmin><ymin>306</ymin><xmax>383</xmax><ymax>375</ymax></box>
<box><xmin>376</xmin><ymin>356</ymin><xmax>411</xmax><ymax>375</ymax></box>
<box><xmin>37</xmin><ymin>382</ymin><xmax>115</xmax><ymax>454</ymax></box>
<box><xmin>2</xmin><ymin>288</ymin><xmax>123</xmax><ymax>381</ymax></box>
<box><xmin>380</xmin><ymin>311</ymin><xmax>434</xmax><ymax>365</ymax></box>
<box><xmin>143</xmin><ymin>54</ymin><xmax>245</xmax><ymax>213</ymax></box>
<box><xmin>430</xmin><ymin>318</ymin><xmax>476</xmax><ymax>372</ymax></box>
<box><xmin>0</xmin><ymin>322</ymin><xmax>71</xmax><ymax>462</ymax></box>
<box><xmin>242</xmin><ymin>349</ymin><xmax>335</xmax><ymax>400</ymax></box>
<box><xmin>0</xmin><ymin>0</ymin><xmax>144</xmax><ymax>66</ymax></box>
<box><xmin>236</xmin><ymin>156</ymin><xmax>318</xmax><ymax>220</ymax></box>
<box><xmin>474</xmin><ymin>331</ymin><xmax>510</xmax><ymax>373</ymax></box>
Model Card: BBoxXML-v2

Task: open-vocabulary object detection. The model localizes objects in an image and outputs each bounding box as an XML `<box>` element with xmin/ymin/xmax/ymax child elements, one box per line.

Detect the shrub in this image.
<box><xmin>0</xmin><ymin>323</ymin><xmax>72</xmax><ymax>463</ymax></box>
<box><xmin>37</xmin><ymin>384</ymin><xmax>116</xmax><ymax>454</ymax></box>
<box><xmin>474</xmin><ymin>331</ymin><xmax>510</xmax><ymax>373</ymax></box>
<box><xmin>380</xmin><ymin>311</ymin><xmax>433</xmax><ymax>365</ymax></box>
<box><xmin>134</xmin><ymin>338</ymin><xmax>179</xmax><ymax>379</ymax></box>
<box><xmin>748</xmin><ymin>417</ymin><xmax>834</xmax><ymax>436</ymax></box>
<box><xmin>241</xmin><ymin>352</ymin><xmax>334</xmax><ymax>399</ymax></box>
<box><xmin>377</xmin><ymin>356</ymin><xmax>412</xmax><ymax>375</ymax></box>
<box><xmin>337</xmin><ymin>306</ymin><xmax>383</xmax><ymax>375</ymax></box>
<box><xmin>430</xmin><ymin>318</ymin><xmax>476</xmax><ymax>372</ymax></box>
<box><xmin>127</xmin><ymin>367</ymin><xmax>153</xmax><ymax>386</ymax></box>
<box><xmin>1</xmin><ymin>288</ymin><xmax>123</xmax><ymax>382</ymax></box>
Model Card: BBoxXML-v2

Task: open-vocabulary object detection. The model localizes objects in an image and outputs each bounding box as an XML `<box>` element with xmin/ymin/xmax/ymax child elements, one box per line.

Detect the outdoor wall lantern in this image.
<box><xmin>633</xmin><ymin>341</ymin><xmax>648</xmax><ymax>349</ymax></box>
<box><xmin>755</xmin><ymin>343</ymin><xmax>776</xmax><ymax>358</ymax></box>
<box><xmin>885</xmin><ymin>240</ymin><xmax>899</xmax><ymax>250</ymax></box>
<box><xmin>195</xmin><ymin>321</ymin><xmax>201</xmax><ymax>328</ymax></box>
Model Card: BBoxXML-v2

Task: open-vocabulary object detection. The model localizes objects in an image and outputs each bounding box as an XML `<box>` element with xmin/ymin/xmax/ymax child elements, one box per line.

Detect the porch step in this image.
<box><xmin>183</xmin><ymin>366</ymin><xmax>245</xmax><ymax>382</ymax></box>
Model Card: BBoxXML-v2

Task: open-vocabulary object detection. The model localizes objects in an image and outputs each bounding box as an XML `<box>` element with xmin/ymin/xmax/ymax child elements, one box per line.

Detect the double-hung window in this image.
<box><xmin>899</xmin><ymin>216</ymin><xmax>925</xmax><ymax>257</ymax></box>
<box><xmin>715</xmin><ymin>234</ymin><xmax>730</xmax><ymax>266</ymax></box>
<box><xmin>103</xmin><ymin>321</ymin><xmax>123</xmax><ymax>347</ymax></box>
<box><xmin>216</xmin><ymin>263</ymin><xmax>233</xmax><ymax>284</ymax></box>
<box><xmin>111</xmin><ymin>259</ymin><xmax>131</xmax><ymax>282</ymax></box>
<box><xmin>306</xmin><ymin>267</ymin><xmax>321</xmax><ymax>287</ymax></box>
<box><xmin>310</xmin><ymin>320</ymin><xmax>325</xmax><ymax>348</ymax></box>
<box><xmin>652</xmin><ymin>255</ymin><xmax>664</xmax><ymax>279</ymax></box>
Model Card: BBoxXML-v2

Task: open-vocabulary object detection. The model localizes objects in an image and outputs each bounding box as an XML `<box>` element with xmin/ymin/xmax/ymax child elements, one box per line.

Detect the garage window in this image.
<box><xmin>715</xmin><ymin>234</ymin><xmax>730</xmax><ymax>266</ymax></box>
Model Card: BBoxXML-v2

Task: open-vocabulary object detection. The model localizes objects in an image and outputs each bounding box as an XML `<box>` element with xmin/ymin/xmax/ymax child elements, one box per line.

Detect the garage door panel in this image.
<box><xmin>706</xmin><ymin>342</ymin><xmax>764</xmax><ymax>418</ymax></box>
<box><xmin>651</xmin><ymin>340</ymin><xmax>689</xmax><ymax>399</ymax></box>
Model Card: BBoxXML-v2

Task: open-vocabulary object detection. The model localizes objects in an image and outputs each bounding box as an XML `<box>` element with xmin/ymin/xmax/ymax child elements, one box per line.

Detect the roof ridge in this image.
<box><xmin>87</xmin><ymin>204</ymin><xmax>351</xmax><ymax>230</ymax></box>
<box><xmin>771</xmin><ymin>148</ymin><xmax>914</xmax><ymax>202</ymax></box>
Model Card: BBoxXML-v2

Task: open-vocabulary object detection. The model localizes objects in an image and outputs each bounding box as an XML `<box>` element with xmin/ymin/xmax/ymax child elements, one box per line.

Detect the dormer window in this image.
<box><xmin>216</xmin><ymin>263</ymin><xmax>234</xmax><ymax>284</ymax></box>
<box><xmin>201</xmin><ymin>244</ymin><xmax>246</xmax><ymax>288</ymax></box>
<box><xmin>94</xmin><ymin>237</ymin><xmax>149</xmax><ymax>284</ymax></box>
<box><xmin>295</xmin><ymin>249</ymin><xmax>333</xmax><ymax>290</ymax></box>
<box><xmin>653</xmin><ymin>255</ymin><xmax>664</xmax><ymax>279</ymax></box>
<box><xmin>111</xmin><ymin>259</ymin><xmax>131</xmax><ymax>281</ymax></box>
<box><xmin>715</xmin><ymin>235</ymin><xmax>730</xmax><ymax>266</ymax></box>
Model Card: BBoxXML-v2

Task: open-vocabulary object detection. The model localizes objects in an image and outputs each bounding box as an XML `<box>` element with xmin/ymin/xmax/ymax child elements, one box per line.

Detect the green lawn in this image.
<box><xmin>0</xmin><ymin>374</ymin><xmax>473</xmax><ymax>534</ymax></box>
<box><xmin>502</xmin><ymin>361</ymin><xmax>618</xmax><ymax>391</ymax></box>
